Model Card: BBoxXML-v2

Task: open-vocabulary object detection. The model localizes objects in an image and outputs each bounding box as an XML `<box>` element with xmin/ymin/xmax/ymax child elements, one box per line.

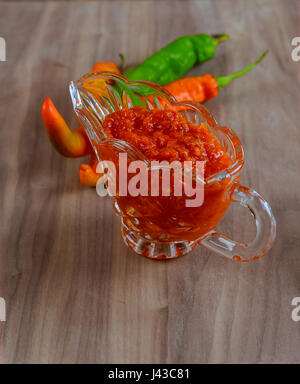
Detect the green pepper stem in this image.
<box><xmin>211</xmin><ymin>34</ymin><xmax>229</xmax><ymax>45</ymax></box>
<box><xmin>119</xmin><ymin>53</ymin><xmax>125</xmax><ymax>73</ymax></box>
<box><xmin>217</xmin><ymin>50</ymin><xmax>268</xmax><ymax>89</ymax></box>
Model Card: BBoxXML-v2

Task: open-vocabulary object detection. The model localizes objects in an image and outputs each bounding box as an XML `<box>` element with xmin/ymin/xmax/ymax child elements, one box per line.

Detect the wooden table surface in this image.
<box><xmin>1</xmin><ymin>0</ymin><xmax>299</xmax><ymax>364</ymax></box>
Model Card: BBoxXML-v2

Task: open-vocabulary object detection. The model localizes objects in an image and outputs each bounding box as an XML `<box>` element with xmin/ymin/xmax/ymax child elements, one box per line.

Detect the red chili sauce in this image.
<box><xmin>102</xmin><ymin>107</ymin><xmax>232</xmax><ymax>177</ymax></box>
<box><xmin>100</xmin><ymin>106</ymin><xmax>235</xmax><ymax>246</ymax></box>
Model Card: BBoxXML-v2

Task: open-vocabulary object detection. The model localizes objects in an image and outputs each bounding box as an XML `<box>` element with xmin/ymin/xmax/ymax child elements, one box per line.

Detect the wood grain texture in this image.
<box><xmin>0</xmin><ymin>0</ymin><xmax>299</xmax><ymax>364</ymax></box>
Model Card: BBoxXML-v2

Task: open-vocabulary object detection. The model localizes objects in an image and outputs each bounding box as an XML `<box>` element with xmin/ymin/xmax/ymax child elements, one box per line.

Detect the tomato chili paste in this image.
<box><xmin>102</xmin><ymin>107</ymin><xmax>232</xmax><ymax>177</ymax></box>
<box><xmin>98</xmin><ymin>107</ymin><xmax>236</xmax><ymax>244</ymax></box>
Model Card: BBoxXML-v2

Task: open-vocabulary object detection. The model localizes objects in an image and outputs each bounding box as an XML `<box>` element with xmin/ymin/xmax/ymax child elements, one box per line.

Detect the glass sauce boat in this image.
<box><xmin>69</xmin><ymin>72</ymin><xmax>276</xmax><ymax>261</ymax></box>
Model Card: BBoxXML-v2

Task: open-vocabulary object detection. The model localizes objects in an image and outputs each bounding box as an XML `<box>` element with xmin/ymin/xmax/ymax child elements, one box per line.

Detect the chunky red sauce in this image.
<box><xmin>102</xmin><ymin>107</ymin><xmax>232</xmax><ymax>177</ymax></box>
<box><xmin>99</xmin><ymin>107</ymin><xmax>237</xmax><ymax>251</ymax></box>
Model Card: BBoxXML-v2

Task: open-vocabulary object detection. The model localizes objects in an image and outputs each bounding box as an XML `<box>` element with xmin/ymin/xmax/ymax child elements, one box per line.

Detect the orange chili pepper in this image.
<box><xmin>41</xmin><ymin>97</ymin><xmax>91</xmax><ymax>157</ymax></box>
<box><xmin>91</xmin><ymin>61</ymin><xmax>120</xmax><ymax>73</ymax></box>
<box><xmin>164</xmin><ymin>74</ymin><xmax>218</xmax><ymax>103</ymax></box>
<box><xmin>41</xmin><ymin>62</ymin><xmax>121</xmax><ymax>187</ymax></box>
<box><xmin>79</xmin><ymin>152</ymin><xmax>101</xmax><ymax>187</ymax></box>
<box><xmin>42</xmin><ymin>97</ymin><xmax>101</xmax><ymax>187</ymax></box>
<box><xmin>83</xmin><ymin>63</ymin><xmax>120</xmax><ymax>96</ymax></box>
<box><xmin>42</xmin><ymin>62</ymin><xmax>120</xmax><ymax>158</ymax></box>
<box><xmin>164</xmin><ymin>51</ymin><xmax>268</xmax><ymax>103</ymax></box>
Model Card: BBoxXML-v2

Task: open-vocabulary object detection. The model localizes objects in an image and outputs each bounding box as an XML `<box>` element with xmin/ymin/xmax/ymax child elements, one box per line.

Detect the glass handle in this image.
<box><xmin>199</xmin><ymin>185</ymin><xmax>276</xmax><ymax>262</ymax></box>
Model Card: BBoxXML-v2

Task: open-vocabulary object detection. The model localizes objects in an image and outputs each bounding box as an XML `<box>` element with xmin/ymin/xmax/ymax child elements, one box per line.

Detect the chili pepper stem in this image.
<box><xmin>211</xmin><ymin>34</ymin><xmax>229</xmax><ymax>45</ymax></box>
<box><xmin>119</xmin><ymin>53</ymin><xmax>125</xmax><ymax>73</ymax></box>
<box><xmin>217</xmin><ymin>50</ymin><xmax>268</xmax><ymax>89</ymax></box>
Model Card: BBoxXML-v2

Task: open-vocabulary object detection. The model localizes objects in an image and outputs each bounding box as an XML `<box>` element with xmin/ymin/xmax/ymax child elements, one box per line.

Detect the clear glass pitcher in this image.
<box><xmin>69</xmin><ymin>72</ymin><xmax>276</xmax><ymax>261</ymax></box>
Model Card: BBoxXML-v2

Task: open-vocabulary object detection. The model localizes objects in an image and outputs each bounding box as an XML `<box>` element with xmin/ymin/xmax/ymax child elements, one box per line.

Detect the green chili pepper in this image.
<box><xmin>124</xmin><ymin>33</ymin><xmax>229</xmax><ymax>86</ymax></box>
